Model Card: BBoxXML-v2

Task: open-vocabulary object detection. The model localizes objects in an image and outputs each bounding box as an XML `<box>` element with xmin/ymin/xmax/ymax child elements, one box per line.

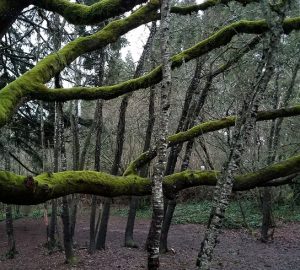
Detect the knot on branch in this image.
<box><xmin>24</xmin><ymin>176</ymin><xmax>37</xmax><ymax>192</ymax></box>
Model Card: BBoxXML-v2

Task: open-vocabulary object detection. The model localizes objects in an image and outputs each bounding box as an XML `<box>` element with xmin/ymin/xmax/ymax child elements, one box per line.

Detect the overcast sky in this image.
<box><xmin>121</xmin><ymin>0</ymin><xmax>204</xmax><ymax>63</ymax></box>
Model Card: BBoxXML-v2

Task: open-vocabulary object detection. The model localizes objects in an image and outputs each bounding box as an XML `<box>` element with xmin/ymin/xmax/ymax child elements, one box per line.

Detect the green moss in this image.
<box><xmin>126</xmin><ymin>105</ymin><xmax>300</xmax><ymax>175</ymax></box>
<box><xmin>235</xmin><ymin>154</ymin><xmax>300</xmax><ymax>190</ymax></box>
<box><xmin>0</xmin><ymin>153</ymin><xmax>299</xmax><ymax>205</ymax></box>
<box><xmin>1</xmin><ymin>5</ymin><xmax>300</xmax><ymax>131</ymax></box>
<box><xmin>34</xmin><ymin>0</ymin><xmax>150</xmax><ymax>25</ymax></box>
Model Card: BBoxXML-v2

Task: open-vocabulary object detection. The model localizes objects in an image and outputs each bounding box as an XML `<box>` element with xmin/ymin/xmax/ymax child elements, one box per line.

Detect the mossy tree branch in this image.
<box><xmin>170</xmin><ymin>0</ymin><xmax>258</xmax><ymax>15</ymax></box>
<box><xmin>29</xmin><ymin>17</ymin><xmax>300</xmax><ymax>103</ymax></box>
<box><xmin>33</xmin><ymin>0</ymin><xmax>148</xmax><ymax>25</ymax></box>
<box><xmin>0</xmin><ymin>0</ymin><xmax>257</xmax><ymax>40</ymax></box>
<box><xmin>0</xmin><ymin>7</ymin><xmax>299</xmax><ymax>129</ymax></box>
<box><xmin>0</xmin><ymin>153</ymin><xmax>299</xmax><ymax>205</ymax></box>
<box><xmin>124</xmin><ymin>105</ymin><xmax>300</xmax><ymax>175</ymax></box>
<box><xmin>0</xmin><ymin>1</ymin><xmax>159</xmax><ymax>127</ymax></box>
<box><xmin>32</xmin><ymin>0</ymin><xmax>259</xmax><ymax>26</ymax></box>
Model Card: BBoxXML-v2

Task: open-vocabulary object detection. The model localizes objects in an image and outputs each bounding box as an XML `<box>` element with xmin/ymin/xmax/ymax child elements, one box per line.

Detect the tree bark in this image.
<box><xmin>89</xmin><ymin>48</ymin><xmax>105</xmax><ymax>254</ymax></box>
<box><xmin>147</xmin><ymin>0</ymin><xmax>172</xmax><ymax>269</ymax></box>
<box><xmin>124</xmin><ymin>22</ymin><xmax>157</xmax><ymax>249</ymax></box>
<box><xmin>196</xmin><ymin>2</ymin><xmax>286</xmax><ymax>268</ymax></box>
<box><xmin>4</xmin><ymin>145</ymin><xmax>17</xmax><ymax>259</ymax></box>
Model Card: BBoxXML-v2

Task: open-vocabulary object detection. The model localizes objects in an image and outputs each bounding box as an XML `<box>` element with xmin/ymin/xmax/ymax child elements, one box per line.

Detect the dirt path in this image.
<box><xmin>0</xmin><ymin>215</ymin><xmax>299</xmax><ymax>269</ymax></box>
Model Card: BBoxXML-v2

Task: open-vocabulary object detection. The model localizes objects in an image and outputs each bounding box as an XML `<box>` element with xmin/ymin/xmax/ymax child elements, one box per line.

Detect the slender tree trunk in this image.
<box><xmin>4</xmin><ymin>132</ymin><xmax>16</xmax><ymax>259</ymax></box>
<box><xmin>69</xmin><ymin>100</ymin><xmax>80</xmax><ymax>242</ymax></box>
<box><xmin>89</xmin><ymin>48</ymin><xmax>105</xmax><ymax>254</ymax></box>
<box><xmin>5</xmin><ymin>205</ymin><xmax>16</xmax><ymax>259</ymax></box>
<box><xmin>97</xmin><ymin>22</ymin><xmax>157</xmax><ymax>250</ymax></box>
<box><xmin>140</xmin><ymin>83</ymin><xmax>157</xmax><ymax>250</ymax></box>
<box><xmin>90</xmin><ymin>99</ymin><xmax>104</xmax><ymax>252</ymax></box>
<box><xmin>49</xmin><ymin>97</ymin><xmax>60</xmax><ymax>251</ymax></box>
<box><xmin>160</xmin><ymin>67</ymin><xmax>211</xmax><ymax>253</ymax></box>
<box><xmin>40</xmin><ymin>101</ymin><xmax>51</xmax><ymax>246</ymax></box>
<box><xmin>124</xmin><ymin>22</ymin><xmax>157</xmax><ymax>248</ymax></box>
<box><xmin>57</xmin><ymin>101</ymin><xmax>76</xmax><ymax>264</ymax></box>
<box><xmin>197</xmin><ymin>3</ymin><xmax>285</xmax><ymax>268</ymax></box>
<box><xmin>49</xmin><ymin>13</ymin><xmax>64</xmax><ymax>252</ymax></box>
<box><xmin>147</xmin><ymin>1</ymin><xmax>171</xmax><ymax>269</ymax></box>
<box><xmin>261</xmin><ymin>54</ymin><xmax>300</xmax><ymax>242</ymax></box>
<box><xmin>159</xmin><ymin>37</ymin><xmax>256</xmax><ymax>251</ymax></box>
<box><xmin>125</xmin><ymin>196</ymin><xmax>140</xmax><ymax>248</ymax></box>
<box><xmin>159</xmin><ymin>199</ymin><xmax>176</xmax><ymax>253</ymax></box>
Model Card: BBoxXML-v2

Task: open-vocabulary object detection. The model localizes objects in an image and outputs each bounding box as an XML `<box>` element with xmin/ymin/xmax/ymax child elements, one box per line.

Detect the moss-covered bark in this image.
<box><xmin>0</xmin><ymin>0</ymin><xmax>257</xmax><ymax>41</ymax></box>
<box><xmin>0</xmin><ymin>7</ymin><xmax>299</xmax><ymax>129</ymax></box>
<box><xmin>170</xmin><ymin>0</ymin><xmax>258</xmax><ymax>15</ymax></box>
<box><xmin>33</xmin><ymin>0</ymin><xmax>148</xmax><ymax>25</ymax></box>
<box><xmin>0</xmin><ymin>154</ymin><xmax>299</xmax><ymax>205</ymax></box>
<box><xmin>30</xmin><ymin>17</ymin><xmax>300</xmax><ymax>102</ymax></box>
<box><xmin>0</xmin><ymin>1</ymin><xmax>159</xmax><ymax>127</ymax></box>
<box><xmin>124</xmin><ymin>105</ymin><xmax>300</xmax><ymax>175</ymax></box>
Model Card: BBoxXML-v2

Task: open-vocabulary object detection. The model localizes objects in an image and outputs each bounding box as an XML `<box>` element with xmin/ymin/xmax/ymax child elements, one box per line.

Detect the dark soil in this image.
<box><xmin>0</xmin><ymin>214</ymin><xmax>299</xmax><ymax>270</ymax></box>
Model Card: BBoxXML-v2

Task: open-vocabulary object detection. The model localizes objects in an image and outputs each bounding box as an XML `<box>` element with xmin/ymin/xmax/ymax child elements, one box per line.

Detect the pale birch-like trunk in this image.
<box><xmin>147</xmin><ymin>0</ymin><xmax>171</xmax><ymax>269</ymax></box>
<box><xmin>196</xmin><ymin>2</ymin><xmax>286</xmax><ymax>268</ymax></box>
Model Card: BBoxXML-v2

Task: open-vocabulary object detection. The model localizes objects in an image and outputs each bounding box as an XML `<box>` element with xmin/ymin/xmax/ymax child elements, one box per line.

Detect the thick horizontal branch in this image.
<box><xmin>0</xmin><ymin>154</ymin><xmax>299</xmax><ymax>205</ymax></box>
<box><xmin>33</xmin><ymin>0</ymin><xmax>148</xmax><ymax>25</ymax></box>
<box><xmin>32</xmin><ymin>0</ymin><xmax>258</xmax><ymax>26</ymax></box>
<box><xmin>33</xmin><ymin>0</ymin><xmax>258</xmax><ymax>26</ymax></box>
<box><xmin>0</xmin><ymin>0</ymin><xmax>256</xmax><ymax>40</ymax></box>
<box><xmin>124</xmin><ymin>105</ymin><xmax>300</xmax><ymax>175</ymax></box>
<box><xmin>1</xmin><ymin>9</ymin><xmax>300</xmax><ymax>128</ymax></box>
<box><xmin>0</xmin><ymin>1</ymin><xmax>159</xmax><ymax>127</ymax></box>
<box><xmin>168</xmin><ymin>105</ymin><xmax>300</xmax><ymax>144</ymax></box>
<box><xmin>29</xmin><ymin>17</ymin><xmax>300</xmax><ymax>102</ymax></box>
<box><xmin>170</xmin><ymin>0</ymin><xmax>258</xmax><ymax>15</ymax></box>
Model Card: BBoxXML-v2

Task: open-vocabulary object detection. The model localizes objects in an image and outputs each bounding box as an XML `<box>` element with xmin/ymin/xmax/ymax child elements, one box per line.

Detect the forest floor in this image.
<box><xmin>0</xmin><ymin>213</ymin><xmax>299</xmax><ymax>270</ymax></box>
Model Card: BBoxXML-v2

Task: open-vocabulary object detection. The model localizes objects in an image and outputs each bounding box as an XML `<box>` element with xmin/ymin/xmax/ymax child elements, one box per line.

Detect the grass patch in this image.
<box><xmin>0</xmin><ymin>207</ymin><xmax>45</xmax><ymax>222</ymax></box>
<box><xmin>112</xmin><ymin>200</ymin><xmax>300</xmax><ymax>229</ymax></box>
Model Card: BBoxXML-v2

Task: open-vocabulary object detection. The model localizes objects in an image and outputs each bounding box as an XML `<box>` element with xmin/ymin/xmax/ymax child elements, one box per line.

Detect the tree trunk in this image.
<box><xmin>125</xmin><ymin>22</ymin><xmax>157</xmax><ymax>248</ymax></box>
<box><xmin>160</xmin><ymin>65</ymin><xmax>212</xmax><ymax>253</ymax></box>
<box><xmin>96</xmin><ymin>199</ymin><xmax>111</xmax><ymax>250</ymax></box>
<box><xmin>69</xmin><ymin>100</ymin><xmax>80</xmax><ymax>242</ymax></box>
<box><xmin>147</xmin><ymin>1</ymin><xmax>171</xmax><ymax>269</ymax></box>
<box><xmin>197</xmin><ymin>3</ymin><xmax>285</xmax><ymax>268</ymax></box>
<box><xmin>261</xmin><ymin>187</ymin><xmax>274</xmax><ymax>242</ymax></box>
<box><xmin>138</xmin><ymin>84</ymin><xmax>156</xmax><ymax>250</ymax></box>
<box><xmin>89</xmin><ymin>48</ymin><xmax>105</xmax><ymax>254</ymax></box>
<box><xmin>90</xmin><ymin>99</ymin><xmax>104</xmax><ymax>253</ymax></box>
<box><xmin>5</xmin><ymin>205</ymin><xmax>16</xmax><ymax>259</ymax></box>
<box><xmin>56</xmin><ymin>101</ymin><xmax>75</xmax><ymax>264</ymax></box>
<box><xmin>260</xmin><ymin>53</ymin><xmax>300</xmax><ymax>242</ymax></box>
<box><xmin>159</xmin><ymin>199</ymin><xmax>176</xmax><ymax>253</ymax></box>
<box><xmin>4</xmin><ymin>137</ymin><xmax>17</xmax><ymax>259</ymax></box>
<box><xmin>125</xmin><ymin>197</ymin><xmax>140</xmax><ymax>248</ymax></box>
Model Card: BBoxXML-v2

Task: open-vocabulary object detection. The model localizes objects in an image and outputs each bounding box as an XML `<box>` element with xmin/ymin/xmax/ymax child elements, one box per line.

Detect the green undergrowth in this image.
<box><xmin>0</xmin><ymin>207</ymin><xmax>44</xmax><ymax>222</ymax></box>
<box><xmin>112</xmin><ymin>200</ymin><xmax>300</xmax><ymax>229</ymax></box>
<box><xmin>1</xmin><ymin>201</ymin><xmax>299</xmax><ymax>229</ymax></box>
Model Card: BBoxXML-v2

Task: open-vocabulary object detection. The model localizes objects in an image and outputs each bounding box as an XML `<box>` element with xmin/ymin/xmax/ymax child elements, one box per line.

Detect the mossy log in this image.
<box><xmin>0</xmin><ymin>154</ymin><xmax>299</xmax><ymax>205</ymax></box>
